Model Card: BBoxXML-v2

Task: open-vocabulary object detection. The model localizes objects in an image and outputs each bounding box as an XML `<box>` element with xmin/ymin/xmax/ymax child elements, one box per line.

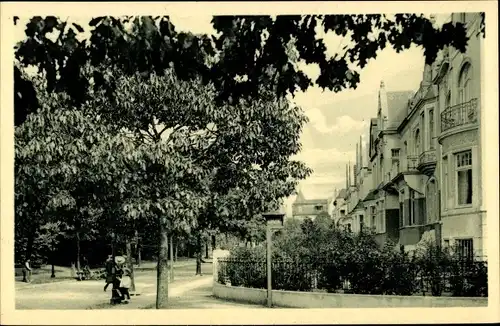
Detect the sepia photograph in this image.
<box><xmin>1</xmin><ymin>1</ymin><xmax>498</xmax><ymax>325</ymax></box>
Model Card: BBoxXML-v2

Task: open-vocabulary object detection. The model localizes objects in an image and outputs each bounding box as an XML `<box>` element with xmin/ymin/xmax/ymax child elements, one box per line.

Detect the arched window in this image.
<box><xmin>414</xmin><ymin>129</ymin><xmax>421</xmax><ymax>154</ymax></box>
<box><xmin>458</xmin><ymin>63</ymin><xmax>472</xmax><ymax>104</ymax></box>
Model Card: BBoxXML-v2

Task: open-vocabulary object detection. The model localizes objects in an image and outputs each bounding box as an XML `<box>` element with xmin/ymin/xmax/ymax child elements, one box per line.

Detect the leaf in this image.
<box><xmin>72</xmin><ymin>23</ymin><xmax>85</xmax><ymax>33</ymax></box>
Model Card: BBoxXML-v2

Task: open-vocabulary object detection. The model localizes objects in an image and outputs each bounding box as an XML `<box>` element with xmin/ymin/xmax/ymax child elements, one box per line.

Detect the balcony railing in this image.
<box><xmin>419</xmin><ymin>149</ymin><xmax>437</xmax><ymax>166</ymax></box>
<box><xmin>441</xmin><ymin>99</ymin><xmax>478</xmax><ymax>132</ymax></box>
<box><xmin>407</xmin><ymin>155</ymin><xmax>419</xmax><ymax>170</ymax></box>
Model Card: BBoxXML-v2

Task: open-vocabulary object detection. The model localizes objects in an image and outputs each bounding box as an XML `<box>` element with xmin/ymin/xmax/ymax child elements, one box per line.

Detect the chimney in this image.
<box><xmin>360</xmin><ymin>135</ymin><xmax>364</xmax><ymax>168</ymax></box>
<box><xmin>356</xmin><ymin>143</ymin><xmax>359</xmax><ymax>170</ymax></box>
<box><xmin>379</xmin><ymin>80</ymin><xmax>389</xmax><ymax>122</ymax></box>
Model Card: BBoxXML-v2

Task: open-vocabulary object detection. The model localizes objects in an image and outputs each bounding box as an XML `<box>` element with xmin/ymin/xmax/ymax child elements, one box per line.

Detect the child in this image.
<box><xmin>118</xmin><ymin>268</ymin><xmax>132</xmax><ymax>303</ymax></box>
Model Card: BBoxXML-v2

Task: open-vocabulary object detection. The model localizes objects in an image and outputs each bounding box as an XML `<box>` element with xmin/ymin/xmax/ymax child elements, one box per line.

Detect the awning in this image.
<box><xmin>403</xmin><ymin>174</ymin><xmax>427</xmax><ymax>195</ymax></box>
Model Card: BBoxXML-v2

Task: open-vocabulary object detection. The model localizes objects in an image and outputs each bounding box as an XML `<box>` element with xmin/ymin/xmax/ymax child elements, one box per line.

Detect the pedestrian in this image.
<box><xmin>22</xmin><ymin>259</ymin><xmax>32</xmax><ymax>283</ymax></box>
<box><xmin>82</xmin><ymin>256</ymin><xmax>91</xmax><ymax>279</ymax></box>
<box><xmin>118</xmin><ymin>268</ymin><xmax>132</xmax><ymax>304</ymax></box>
<box><xmin>103</xmin><ymin>255</ymin><xmax>114</xmax><ymax>291</ymax></box>
<box><xmin>110</xmin><ymin>266</ymin><xmax>124</xmax><ymax>305</ymax></box>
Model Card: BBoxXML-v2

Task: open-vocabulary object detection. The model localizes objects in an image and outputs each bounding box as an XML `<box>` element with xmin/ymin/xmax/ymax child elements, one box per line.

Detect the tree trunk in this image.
<box><xmin>135</xmin><ymin>230</ymin><xmax>141</xmax><ymax>267</ymax></box>
<box><xmin>126</xmin><ymin>240</ymin><xmax>136</xmax><ymax>293</ymax></box>
<box><xmin>205</xmin><ymin>239</ymin><xmax>209</xmax><ymax>259</ymax></box>
<box><xmin>211</xmin><ymin>235</ymin><xmax>216</xmax><ymax>251</ymax></box>
<box><xmin>174</xmin><ymin>240</ymin><xmax>178</xmax><ymax>262</ymax></box>
<box><xmin>76</xmin><ymin>232</ymin><xmax>81</xmax><ymax>271</ymax></box>
<box><xmin>195</xmin><ymin>233</ymin><xmax>202</xmax><ymax>275</ymax></box>
<box><xmin>51</xmin><ymin>248</ymin><xmax>56</xmax><ymax>278</ymax></box>
<box><xmin>155</xmin><ymin>221</ymin><xmax>169</xmax><ymax>309</ymax></box>
<box><xmin>25</xmin><ymin>229</ymin><xmax>36</xmax><ymax>261</ymax></box>
<box><xmin>169</xmin><ymin>235</ymin><xmax>174</xmax><ymax>282</ymax></box>
<box><xmin>137</xmin><ymin>245</ymin><xmax>142</xmax><ymax>267</ymax></box>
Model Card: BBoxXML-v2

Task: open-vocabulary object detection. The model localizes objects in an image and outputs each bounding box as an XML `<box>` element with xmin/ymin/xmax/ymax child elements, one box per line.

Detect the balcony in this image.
<box><xmin>418</xmin><ymin>149</ymin><xmax>437</xmax><ymax>176</ymax></box>
<box><xmin>441</xmin><ymin>98</ymin><xmax>478</xmax><ymax>133</ymax></box>
<box><xmin>407</xmin><ymin>155</ymin><xmax>419</xmax><ymax>171</ymax></box>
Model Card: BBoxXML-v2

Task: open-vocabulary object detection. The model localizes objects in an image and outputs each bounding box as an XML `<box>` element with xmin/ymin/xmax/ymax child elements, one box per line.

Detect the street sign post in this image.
<box><xmin>263</xmin><ymin>211</ymin><xmax>284</xmax><ymax>308</ymax></box>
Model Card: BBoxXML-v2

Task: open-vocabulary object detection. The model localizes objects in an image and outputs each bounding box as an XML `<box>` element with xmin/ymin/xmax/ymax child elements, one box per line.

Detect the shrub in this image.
<box><xmin>382</xmin><ymin>244</ymin><xmax>419</xmax><ymax>295</ymax></box>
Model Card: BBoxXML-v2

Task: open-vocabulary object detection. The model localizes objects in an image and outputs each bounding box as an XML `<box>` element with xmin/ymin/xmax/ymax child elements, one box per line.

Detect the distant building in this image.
<box><xmin>291</xmin><ymin>189</ymin><xmax>329</xmax><ymax>220</ymax></box>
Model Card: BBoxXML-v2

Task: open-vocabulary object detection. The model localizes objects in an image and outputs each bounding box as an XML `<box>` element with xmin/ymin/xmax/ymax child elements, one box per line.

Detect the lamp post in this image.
<box><xmin>262</xmin><ymin>211</ymin><xmax>284</xmax><ymax>308</ymax></box>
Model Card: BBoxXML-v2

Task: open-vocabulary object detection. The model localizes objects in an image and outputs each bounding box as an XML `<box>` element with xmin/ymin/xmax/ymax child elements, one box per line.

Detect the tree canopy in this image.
<box><xmin>14</xmin><ymin>14</ymin><xmax>479</xmax><ymax>126</ymax></box>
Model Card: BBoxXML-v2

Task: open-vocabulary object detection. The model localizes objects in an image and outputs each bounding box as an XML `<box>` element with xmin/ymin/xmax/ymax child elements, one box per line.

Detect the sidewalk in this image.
<box><xmin>15</xmin><ymin>261</ymin><xmax>214</xmax><ymax>309</ymax></box>
<box><xmin>15</xmin><ymin>259</ymin><xmax>195</xmax><ymax>291</ymax></box>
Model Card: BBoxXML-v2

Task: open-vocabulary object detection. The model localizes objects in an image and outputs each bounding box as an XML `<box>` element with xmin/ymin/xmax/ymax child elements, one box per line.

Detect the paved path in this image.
<box><xmin>16</xmin><ymin>261</ymin><xmax>260</xmax><ymax>309</ymax></box>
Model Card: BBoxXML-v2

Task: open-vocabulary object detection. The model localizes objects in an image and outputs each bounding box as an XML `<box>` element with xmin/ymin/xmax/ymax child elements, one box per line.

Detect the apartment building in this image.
<box><xmin>367</xmin><ymin>82</ymin><xmax>414</xmax><ymax>245</ymax></box>
<box><xmin>386</xmin><ymin>63</ymin><xmax>441</xmax><ymax>252</ymax></box>
<box><xmin>434</xmin><ymin>12</ymin><xmax>485</xmax><ymax>259</ymax></box>
<box><xmin>338</xmin><ymin>12</ymin><xmax>486</xmax><ymax>258</ymax></box>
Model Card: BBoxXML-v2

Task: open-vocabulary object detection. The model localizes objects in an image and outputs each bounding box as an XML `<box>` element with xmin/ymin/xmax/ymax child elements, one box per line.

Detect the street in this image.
<box><xmin>15</xmin><ymin>260</ymin><xmax>262</xmax><ymax>309</ymax></box>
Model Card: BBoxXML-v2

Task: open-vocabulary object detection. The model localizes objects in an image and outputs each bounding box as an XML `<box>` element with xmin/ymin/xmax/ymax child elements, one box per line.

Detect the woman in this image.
<box><xmin>22</xmin><ymin>259</ymin><xmax>31</xmax><ymax>283</ymax></box>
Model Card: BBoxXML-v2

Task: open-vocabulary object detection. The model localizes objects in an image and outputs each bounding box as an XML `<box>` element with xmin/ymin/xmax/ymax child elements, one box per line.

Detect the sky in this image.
<box><xmin>14</xmin><ymin>14</ymin><xmax>450</xmax><ymax>216</ymax></box>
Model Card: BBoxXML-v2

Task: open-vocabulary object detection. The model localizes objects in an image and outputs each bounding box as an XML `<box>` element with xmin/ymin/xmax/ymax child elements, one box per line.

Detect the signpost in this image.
<box><xmin>262</xmin><ymin>211</ymin><xmax>285</xmax><ymax>308</ymax></box>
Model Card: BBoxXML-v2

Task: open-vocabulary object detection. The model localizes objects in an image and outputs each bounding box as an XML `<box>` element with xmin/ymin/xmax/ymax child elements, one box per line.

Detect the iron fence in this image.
<box><xmin>217</xmin><ymin>258</ymin><xmax>488</xmax><ymax>297</ymax></box>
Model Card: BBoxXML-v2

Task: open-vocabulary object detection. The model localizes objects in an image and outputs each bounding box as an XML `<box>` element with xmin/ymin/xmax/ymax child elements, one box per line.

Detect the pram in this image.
<box><xmin>109</xmin><ymin>277</ymin><xmax>123</xmax><ymax>305</ymax></box>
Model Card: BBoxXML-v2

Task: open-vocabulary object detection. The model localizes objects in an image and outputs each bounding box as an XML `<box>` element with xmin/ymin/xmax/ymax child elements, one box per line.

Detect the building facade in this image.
<box><xmin>338</xmin><ymin>13</ymin><xmax>486</xmax><ymax>259</ymax></box>
<box><xmin>292</xmin><ymin>189</ymin><xmax>329</xmax><ymax>220</ymax></box>
<box><xmin>434</xmin><ymin>12</ymin><xmax>485</xmax><ymax>259</ymax></box>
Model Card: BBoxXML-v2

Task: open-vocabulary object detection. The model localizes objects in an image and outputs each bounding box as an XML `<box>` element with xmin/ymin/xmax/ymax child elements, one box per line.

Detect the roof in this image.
<box><xmin>348</xmin><ymin>200</ymin><xmax>365</xmax><ymax>214</ymax></box>
<box><xmin>293</xmin><ymin>190</ymin><xmax>328</xmax><ymax>205</ymax></box>
<box><xmin>295</xmin><ymin>189</ymin><xmax>306</xmax><ymax>202</ymax></box>
<box><xmin>294</xmin><ymin>199</ymin><xmax>329</xmax><ymax>205</ymax></box>
<box><xmin>335</xmin><ymin>188</ymin><xmax>347</xmax><ymax>199</ymax></box>
<box><xmin>424</xmin><ymin>85</ymin><xmax>436</xmax><ymax>99</ymax></box>
<box><xmin>387</xmin><ymin>91</ymin><xmax>414</xmax><ymax>122</ymax></box>
<box><xmin>363</xmin><ymin>189</ymin><xmax>379</xmax><ymax>202</ymax></box>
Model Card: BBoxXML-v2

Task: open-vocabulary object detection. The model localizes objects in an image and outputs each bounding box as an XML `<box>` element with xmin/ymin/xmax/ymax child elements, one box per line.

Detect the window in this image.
<box><xmin>314</xmin><ymin>205</ymin><xmax>323</xmax><ymax>211</ymax></box>
<box><xmin>370</xmin><ymin>206</ymin><xmax>376</xmax><ymax>231</ymax></box>
<box><xmin>445</xmin><ymin>90</ymin><xmax>451</xmax><ymax>108</ymax></box>
<box><xmin>347</xmin><ymin>223</ymin><xmax>352</xmax><ymax>232</ymax></box>
<box><xmin>391</xmin><ymin>148</ymin><xmax>400</xmax><ymax>158</ymax></box>
<box><xmin>420</xmin><ymin>113</ymin><xmax>425</xmax><ymax>150</ymax></box>
<box><xmin>429</xmin><ymin>109</ymin><xmax>435</xmax><ymax>149</ymax></box>
<box><xmin>409</xmin><ymin>189</ymin><xmax>416</xmax><ymax>225</ymax></box>
<box><xmin>359</xmin><ymin>215</ymin><xmax>364</xmax><ymax>231</ymax></box>
<box><xmin>444</xmin><ymin>239</ymin><xmax>450</xmax><ymax>247</ymax></box>
<box><xmin>457</xmin><ymin>239</ymin><xmax>474</xmax><ymax>260</ymax></box>
<box><xmin>442</xmin><ymin>156</ymin><xmax>448</xmax><ymax>209</ymax></box>
<box><xmin>456</xmin><ymin>150</ymin><xmax>473</xmax><ymax>205</ymax></box>
<box><xmin>414</xmin><ymin>129</ymin><xmax>421</xmax><ymax>155</ymax></box>
<box><xmin>458</xmin><ymin>63</ymin><xmax>472</xmax><ymax>104</ymax></box>
<box><xmin>458</xmin><ymin>13</ymin><xmax>467</xmax><ymax>23</ymax></box>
